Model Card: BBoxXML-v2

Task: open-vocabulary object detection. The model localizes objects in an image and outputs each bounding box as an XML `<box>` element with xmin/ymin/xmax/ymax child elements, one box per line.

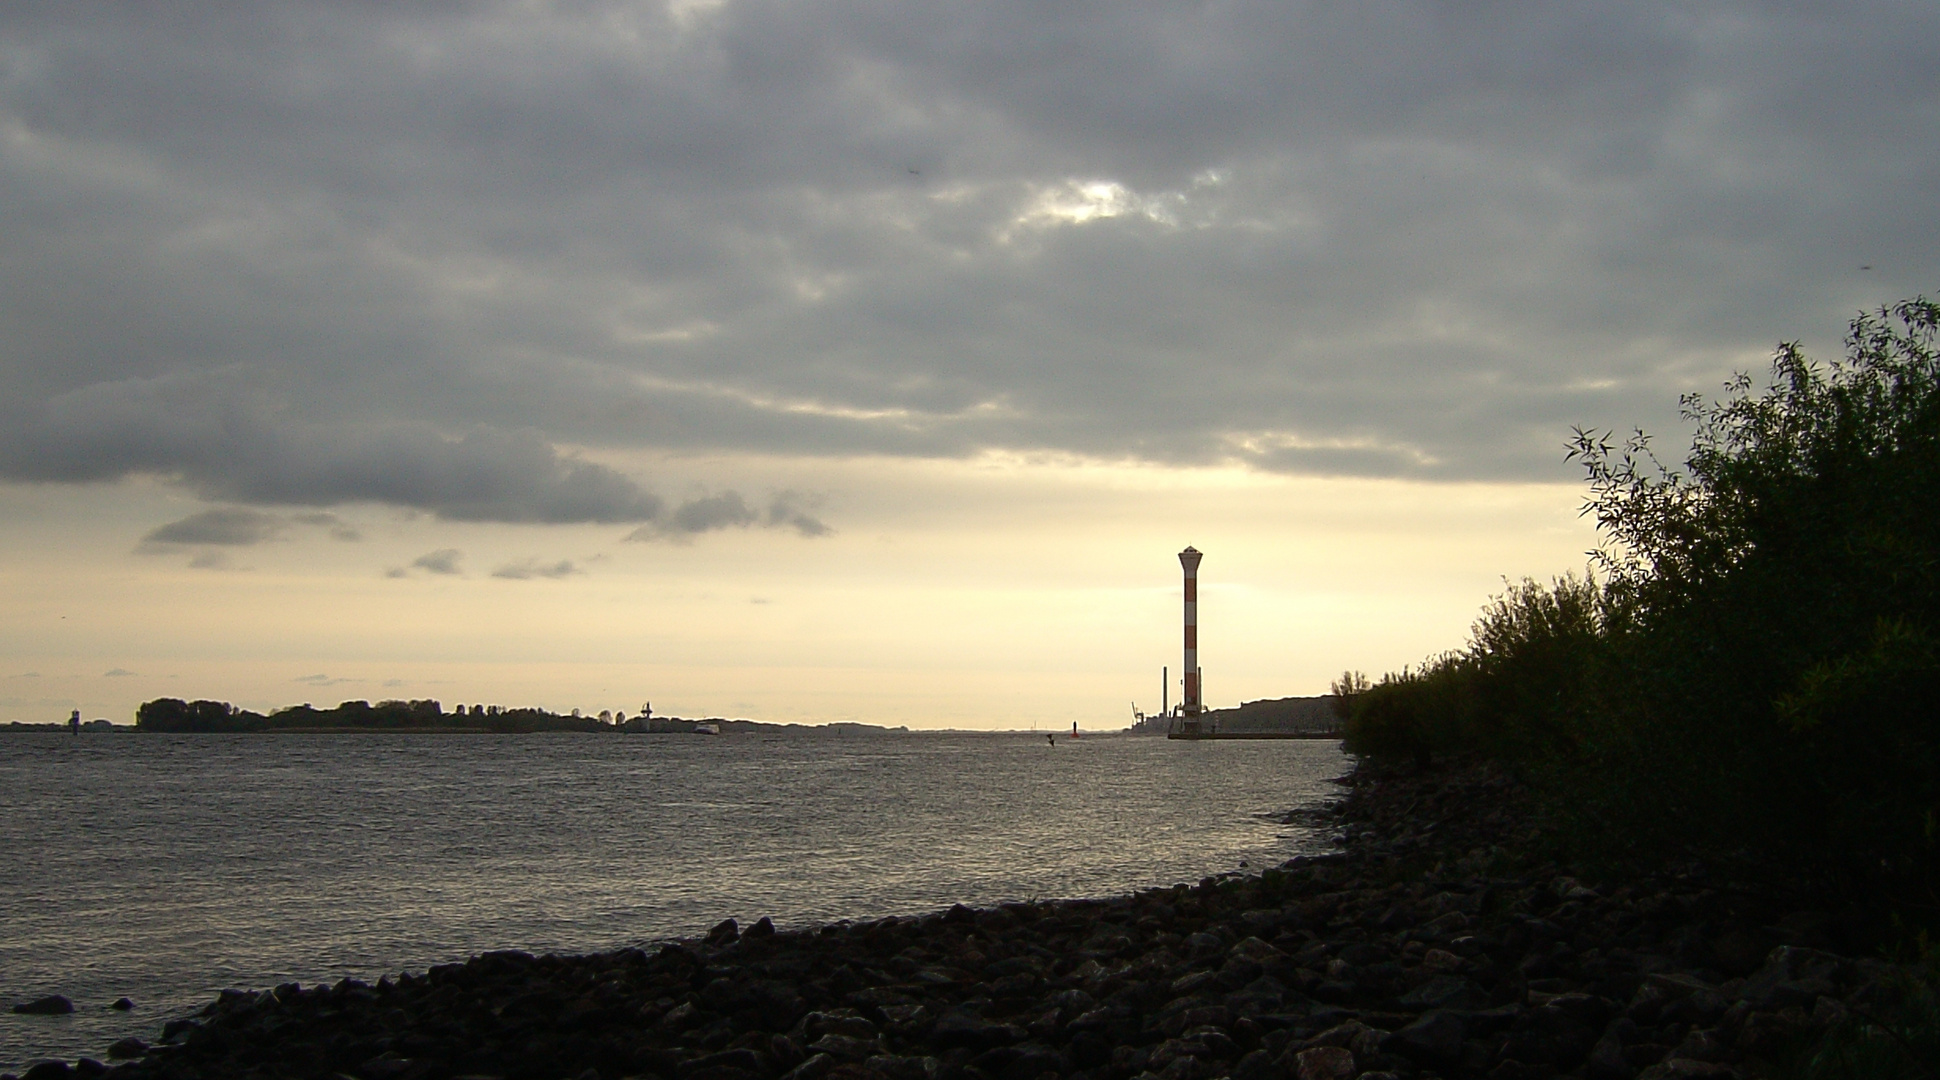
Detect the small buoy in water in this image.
<box><xmin>1046</xmin><ymin>734</ymin><xmax>1055</xmax><ymax>745</ymax></box>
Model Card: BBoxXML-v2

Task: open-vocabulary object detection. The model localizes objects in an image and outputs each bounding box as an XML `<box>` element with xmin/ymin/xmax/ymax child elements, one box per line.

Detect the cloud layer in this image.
<box><xmin>3</xmin><ymin>0</ymin><xmax>1937</xmax><ymax>524</ymax></box>
<box><xmin>141</xmin><ymin>507</ymin><xmax>284</xmax><ymax>547</ymax></box>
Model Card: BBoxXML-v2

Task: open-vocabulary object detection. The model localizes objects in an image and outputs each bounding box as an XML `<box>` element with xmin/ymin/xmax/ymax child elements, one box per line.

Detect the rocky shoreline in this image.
<box><xmin>7</xmin><ymin>758</ymin><xmax>1901</xmax><ymax>1080</ymax></box>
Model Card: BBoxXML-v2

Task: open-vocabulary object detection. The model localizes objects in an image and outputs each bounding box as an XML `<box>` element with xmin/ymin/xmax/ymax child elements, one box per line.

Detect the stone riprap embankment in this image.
<box><xmin>8</xmin><ymin>759</ymin><xmax>1901</xmax><ymax>1080</ymax></box>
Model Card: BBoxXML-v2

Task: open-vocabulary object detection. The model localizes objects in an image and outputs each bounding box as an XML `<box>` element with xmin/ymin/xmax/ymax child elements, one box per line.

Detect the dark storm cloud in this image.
<box><xmin>3</xmin><ymin>0</ymin><xmax>1938</xmax><ymax>503</ymax></box>
<box><xmin>1</xmin><ymin>372</ymin><xmax>664</xmax><ymax>523</ymax></box>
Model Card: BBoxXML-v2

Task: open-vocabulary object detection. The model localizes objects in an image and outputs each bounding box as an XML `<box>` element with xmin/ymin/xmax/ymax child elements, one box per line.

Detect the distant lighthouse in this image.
<box><xmin>1179</xmin><ymin>546</ymin><xmax>1203</xmax><ymax>721</ymax></box>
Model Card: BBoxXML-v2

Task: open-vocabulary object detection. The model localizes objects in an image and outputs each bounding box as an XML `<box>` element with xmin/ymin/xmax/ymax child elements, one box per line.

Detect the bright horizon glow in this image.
<box><xmin>0</xmin><ymin>454</ymin><xmax>1600</xmax><ymax>729</ymax></box>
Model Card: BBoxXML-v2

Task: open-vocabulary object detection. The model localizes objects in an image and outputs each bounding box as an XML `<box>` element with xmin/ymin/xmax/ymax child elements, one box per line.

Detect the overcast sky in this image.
<box><xmin>3</xmin><ymin>1</ymin><xmax>1935</xmax><ymax>726</ymax></box>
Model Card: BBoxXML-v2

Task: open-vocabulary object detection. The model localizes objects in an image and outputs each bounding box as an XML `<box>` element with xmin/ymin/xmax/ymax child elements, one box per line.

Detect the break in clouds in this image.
<box><xmin>3</xmin><ymin>0</ymin><xmax>1939</xmax><ymax>538</ymax></box>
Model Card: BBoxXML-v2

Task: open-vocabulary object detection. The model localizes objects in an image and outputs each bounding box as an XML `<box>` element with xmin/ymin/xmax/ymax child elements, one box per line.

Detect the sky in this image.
<box><xmin>3</xmin><ymin>1</ymin><xmax>1936</xmax><ymax>727</ymax></box>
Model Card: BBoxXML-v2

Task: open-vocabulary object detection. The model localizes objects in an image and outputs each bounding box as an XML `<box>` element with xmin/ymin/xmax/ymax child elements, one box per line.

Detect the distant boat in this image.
<box><xmin>693</xmin><ymin>722</ymin><xmax>721</xmax><ymax>736</ymax></box>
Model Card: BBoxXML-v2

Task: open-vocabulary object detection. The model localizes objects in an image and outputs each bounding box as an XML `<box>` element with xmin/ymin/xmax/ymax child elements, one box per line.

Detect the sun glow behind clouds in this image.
<box><xmin>0</xmin><ymin>455</ymin><xmax>1596</xmax><ymax>728</ymax></box>
<box><xmin>1008</xmin><ymin>171</ymin><xmax>1229</xmax><ymax>239</ymax></box>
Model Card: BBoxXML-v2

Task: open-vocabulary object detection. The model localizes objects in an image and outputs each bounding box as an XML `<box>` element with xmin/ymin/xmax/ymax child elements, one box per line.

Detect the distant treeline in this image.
<box><xmin>1335</xmin><ymin>299</ymin><xmax>1940</xmax><ymax>940</ymax></box>
<box><xmin>134</xmin><ymin>699</ymin><xmax>913</xmax><ymax>736</ymax></box>
<box><xmin>136</xmin><ymin>698</ymin><xmax>608</xmax><ymax>734</ymax></box>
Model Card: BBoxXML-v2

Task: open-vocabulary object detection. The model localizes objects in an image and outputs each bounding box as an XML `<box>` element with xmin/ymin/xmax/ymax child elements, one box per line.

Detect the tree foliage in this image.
<box><xmin>135</xmin><ymin>698</ymin><xmax>609</xmax><ymax>733</ymax></box>
<box><xmin>1328</xmin><ymin>670</ymin><xmax>1371</xmax><ymax>720</ymax></box>
<box><xmin>1349</xmin><ymin>298</ymin><xmax>1940</xmax><ymax>928</ymax></box>
<box><xmin>1342</xmin><ymin>574</ymin><xmax>1604</xmax><ymax>769</ymax></box>
<box><xmin>1565</xmin><ymin>299</ymin><xmax>1940</xmax><ymax>907</ymax></box>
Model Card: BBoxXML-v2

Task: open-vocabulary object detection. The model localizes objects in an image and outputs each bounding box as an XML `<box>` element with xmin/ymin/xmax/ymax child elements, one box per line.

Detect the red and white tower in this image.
<box><xmin>1179</xmin><ymin>546</ymin><xmax>1203</xmax><ymax>717</ymax></box>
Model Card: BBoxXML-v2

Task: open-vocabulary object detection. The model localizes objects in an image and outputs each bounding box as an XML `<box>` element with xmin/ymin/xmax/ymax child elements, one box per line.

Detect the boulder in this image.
<box><xmin>1419</xmin><ymin>948</ymin><xmax>1466</xmax><ymax>973</ymax></box>
<box><xmin>780</xmin><ymin>1054</ymin><xmax>836</xmax><ymax>1080</ymax></box>
<box><xmin>1002</xmin><ymin>1045</ymin><xmax>1065</xmax><ymax>1080</ymax></box>
<box><xmin>1669</xmin><ymin>1028</ymin><xmax>1731</xmax><ymax>1064</ymax></box>
<box><xmin>1737</xmin><ymin>949</ymin><xmax>1841</xmax><ymax>1011</ymax></box>
<box><xmin>1586</xmin><ymin>1032</ymin><xmax>1631</xmax><ymax>1080</ymax></box>
<box><xmin>1390</xmin><ymin>1010</ymin><xmax>1466</xmax><ymax>1066</ymax></box>
<box><xmin>1230</xmin><ymin>1048</ymin><xmax>1284</xmax><ymax>1080</ymax></box>
<box><xmin>1397</xmin><ymin>974</ymin><xmax>1489</xmax><ymax>1011</ymax></box>
<box><xmin>806</xmin><ymin>1013</ymin><xmax>880</xmax><ymax>1041</ymax></box>
<box><xmin>931</xmin><ymin>1009</ymin><xmax>1020</xmax><ymax>1049</ymax></box>
<box><xmin>1185</xmin><ymin>933</ymin><xmax>1226</xmax><ymax>960</ymax></box>
<box><xmin>1297</xmin><ymin>1020</ymin><xmax>1373</xmax><ymax>1051</ymax></box>
<box><xmin>1710</xmin><ymin>929</ymin><xmax>1775</xmax><ymax>976</ymax></box>
<box><xmin>1637</xmin><ymin>1060</ymin><xmax>1739</xmax><ymax>1079</ymax></box>
<box><xmin>808</xmin><ymin>1035</ymin><xmax>879</xmax><ymax>1060</ymax></box>
<box><xmin>1543</xmin><ymin>992</ymin><xmax>1616</xmax><ymax>1029</ymax></box>
<box><xmin>1293</xmin><ymin>1045</ymin><xmax>1356</xmax><ymax>1080</ymax></box>
<box><xmin>679</xmin><ymin>1049</ymin><xmax>768</xmax><ymax>1077</ymax></box>
<box><xmin>12</xmin><ymin>995</ymin><xmax>74</xmax><ymax>1015</ymax></box>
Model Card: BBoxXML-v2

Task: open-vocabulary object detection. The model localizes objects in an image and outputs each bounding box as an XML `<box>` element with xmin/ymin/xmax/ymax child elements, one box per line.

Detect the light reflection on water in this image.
<box><xmin>0</xmin><ymin>732</ymin><xmax>1346</xmax><ymax>1070</ymax></box>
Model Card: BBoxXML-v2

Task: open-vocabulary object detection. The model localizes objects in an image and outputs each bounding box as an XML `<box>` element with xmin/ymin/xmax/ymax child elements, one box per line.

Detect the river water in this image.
<box><xmin>0</xmin><ymin>731</ymin><xmax>1347</xmax><ymax>1071</ymax></box>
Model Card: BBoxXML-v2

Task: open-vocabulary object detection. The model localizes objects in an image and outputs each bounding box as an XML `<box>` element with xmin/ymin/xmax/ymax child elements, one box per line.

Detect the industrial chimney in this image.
<box><xmin>1179</xmin><ymin>546</ymin><xmax>1202</xmax><ymax>719</ymax></box>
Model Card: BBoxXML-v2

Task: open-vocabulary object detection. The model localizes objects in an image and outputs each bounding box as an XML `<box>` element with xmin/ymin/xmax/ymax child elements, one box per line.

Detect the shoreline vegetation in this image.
<box><xmin>125</xmin><ymin>699</ymin><xmax>911</xmax><ymax>737</ymax></box>
<box><xmin>1332</xmin><ymin>299</ymin><xmax>1940</xmax><ymax>950</ymax></box>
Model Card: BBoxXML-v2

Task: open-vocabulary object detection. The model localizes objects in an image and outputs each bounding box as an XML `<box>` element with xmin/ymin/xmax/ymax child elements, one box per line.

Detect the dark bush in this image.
<box><xmin>1344</xmin><ymin>574</ymin><xmax>1606</xmax><ymax>770</ymax></box>
<box><xmin>1561</xmin><ymin>298</ymin><xmax>1940</xmax><ymax>910</ymax></box>
<box><xmin>1342</xmin><ymin>655</ymin><xmax>1479</xmax><ymax>770</ymax></box>
<box><xmin>1351</xmin><ymin>298</ymin><xmax>1940</xmax><ymax>928</ymax></box>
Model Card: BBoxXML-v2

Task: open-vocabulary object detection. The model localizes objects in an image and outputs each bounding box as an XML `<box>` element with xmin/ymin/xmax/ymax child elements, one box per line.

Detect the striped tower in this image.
<box><xmin>1179</xmin><ymin>546</ymin><xmax>1203</xmax><ymax>717</ymax></box>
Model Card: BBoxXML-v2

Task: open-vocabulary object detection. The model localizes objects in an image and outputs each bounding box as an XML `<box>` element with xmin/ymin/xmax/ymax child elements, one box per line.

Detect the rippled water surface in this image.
<box><xmin>0</xmin><ymin>731</ymin><xmax>1346</xmax><ymax>1070</ymax></box>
